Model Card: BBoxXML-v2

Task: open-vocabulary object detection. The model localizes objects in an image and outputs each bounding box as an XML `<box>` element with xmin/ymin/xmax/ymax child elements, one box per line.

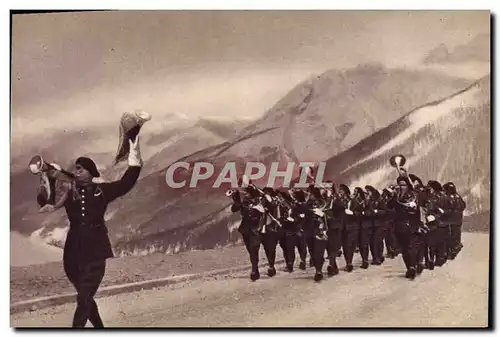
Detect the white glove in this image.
<box><xmin>49</xmin><ymin>162</ymin><xmax>62</xmax><ymax>171</ymax></box>
<box><xmin>299</xmin><ymin>213</ymin><xmax>305</xmax><ymax>218</ymax></box>
<box><xmin>128</xmin><ymin>136</ymin><xmax>143</xmax><ymax>167</ymax></box>
<box><xmin>313</xmin><ymin>208</ymin><xmax>324</xmax><ymax>217</ymax></box>
<box><xmin>287</xmin><ymin>216</ymin><xmax>295</xmax><ymax>222</ymax></box>
<box><xmin>438</xmin><ymin>208</ymin><xmax>444</xmax><ymax>213</ymax></box>
<box><xmin>92</xmin><ymin>177</ymin><xmax>107</xmax><ymax>184</ymax></box>
<box><xmin>345</xmin><ymin>209</ymin><xmax>354</xmax><ymax>215</ymax></box>
<box><xmin>426</xmin><ymin>215</ymin><xmax>436</xmax><ymax>222</ymax></box>
<box><xmin>362</xmin><ymin>211</ymin><xmax>365</xmax><ymax>215</ymax></box>
<box><xmin>265</xmin><ymin>195</ymin><xmax>272</xmax><ymax>203</ymax></box>
<box><xmin>39</xmin><ymin>204</ymin><xmax>55</xmax><ymax>213</ymax></box>
<box><xmin>408</xmin><ymin>201</ymin><xmax>417</xmax><ymax>209</ymax></box>
<box><xmin>374</xmin><ymin>209</ymin><xmax>378</xmax><ymax>214</ymax></box>
<box><xmin>252</xmin><ymin>204</ymin><xmax>265</xmax><ymax>213</ymax></box>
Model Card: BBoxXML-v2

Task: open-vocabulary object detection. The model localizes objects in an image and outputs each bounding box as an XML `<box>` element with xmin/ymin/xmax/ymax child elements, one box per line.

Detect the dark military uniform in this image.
<box><xmin>421</xmin><ymin>189</ymin><xmax>445</xmax><ymax>270</ymax></box>
<box><xmin>280</xmin><ymin>195</ymin><xmax>307</xmax><ymax>272</ymax></box>
<box><xmin>260</xmin><ymin>194</ymin><xmax>281</xmax><ymax>277</ymax></box>
<box><xmin>415</xmin><ymin>185</ymin><xmax>430</xmax><ymax>272</ymax></box>
<box><xmin>232</xmin><ymin>192</ymin><xmax>265</xmax><ymax>281</ymax></box>
<box><xmin>306</xmin><ymin>196</ymin><xmax>329</xmax><ymax>281</ymax></box>
<box><xmin>393</xmin><ymin>179</ymin><xmax>421</xmax><ymax>279</ymax></box>
<box><xmin>325</xmin><ymin>193</ymin><xmax>345</xmax><ymax>276</ymax></box>
<box><xmin>63</xmin><ymin>165</ymin><xmax>141</xmax><ymax>328</ymax></box>
<box><xmin>443</xmin><ymin>183</ymin><xmax>466</xmax><ymax>259</ymax></box>
<box><xmin>366</xmin><ymin>190</ymin><xmax>386</xmax><ymax>265</ymax></box>
<box><xmin>342</xmin><ymin>194</ymin><xmax>363</xmax><ymax>272</ymax></box>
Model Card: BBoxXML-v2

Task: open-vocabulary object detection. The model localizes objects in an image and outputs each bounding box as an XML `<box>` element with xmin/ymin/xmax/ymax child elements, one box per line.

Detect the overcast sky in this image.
<box><xmin>11</xmin><ymin>10</ymin><xmax>489</xmax><ymax>147</ymax></box>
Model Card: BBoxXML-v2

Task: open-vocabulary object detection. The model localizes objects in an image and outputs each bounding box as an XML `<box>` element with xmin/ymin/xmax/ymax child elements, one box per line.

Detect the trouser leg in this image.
<box><xmin>371</xmin><ymin>225</ymin><xmax>385</xmax><ymax>263</ymax></box>
<box><xmin>297</xmin><ymin>233</ymin><xmax>307</xmax><ymax>264</ymax></box>
<box><xmin>313</xmin><ymin>237</ymin><xmax>328</xmax><ymax>274</ymax></box>
<box><xmin>243</xmin><ymin>234</ymin><xmax>261</xmax><ymax>273</ymax></box>
<box><xmin>327</xmin><ymin>228</ymin><xmax>342</xmax><ymax>271</ymax></box>
<box><xmin>343</xmin><ymin>227</ymin><xmax>358</xmax><ymax>267</ymax></box>
<box><xmin>306</xmin><ymin>235</ymin><xmax>315</xmax><ymax>266</ymax></box>
<box><xmin>395</xmin><ymin>230</ymin><xmax>411</xmax><ymax>269</ymax></box>
<box><xmin>436</xmin><ymin>227</ymin><xmax>448</xmax><ymax>265</ymax></box>
<box><xmin>66</xmin><ymin>260</ymin><xmax>106</xmax><ymax>328</ymax></box>
<box><xmin>284</xmin><ymin>233</ymin><xmax>297</xmax><ymax>269</ymax></box>
<box><xmin>359</xmin><ymin>225</ymin><xmax>372</xmax><ymax>263</ymax></box>
<box><xmin>262</xmin><ymin>232</ymin><xmax>278</xmax><ymax>268</ymax></box>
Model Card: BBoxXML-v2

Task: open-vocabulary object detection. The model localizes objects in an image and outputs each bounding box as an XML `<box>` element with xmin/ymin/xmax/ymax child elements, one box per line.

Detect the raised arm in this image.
<box><xmin>100</xmin><ymin>137</ymin><xmax>143</xmax><ymax>203</ymax></box>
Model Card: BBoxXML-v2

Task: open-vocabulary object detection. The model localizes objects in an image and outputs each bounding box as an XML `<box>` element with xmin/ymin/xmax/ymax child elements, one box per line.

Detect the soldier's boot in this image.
<box><xmin>250</xmin><ymin>270</ymin><xmax>260</xmax><ymax>281</ymax></box>
<box><xmin>327</xmin><ymin>264</ymin><xmax>339</xmax><ymax>277</ymax></box>
<box><xmin>286</xmin><ymin>264</ymin><xmax>293</xmax><ymax>273</ymax></box>
<box><xmin>448</xmin><ymin>250</ymin><xmax>456</xmax><ymax>260</ymax></box>
<box><xmin>314</xmin><ymin>271</ymin><xmax>323</xmax><ymax>282</ymax></box>
<box><xmin>336</xmin><ymin>249</ymin><xmax>342</xmax><ymax>257</ymax></box>
<box><xmin>416</xmin><ymin>263</ymin><xmax>425</xmax><ymax>274</ymax></box>
<box><xmin>299</xmin><ymin>261</ymin><xmax>306</xmax><ymax>270</ymax></box>
<box><xmin>428</xmin><ymin>261</ymin><xmax>435</xmax><ymax>270</ymax></box>
<box><xmin>361</xmin><ymin>261</ymin><xmax>369</xmax><ymax>269</ymax></box>
<box><xmin>344</xmin><ymin>264</ymin><xmax>354</xmax><ymax>273</ymax></box>
<box><xmin>405</xmin><ymin>267</ymin><xmax>416</xmax><ymax>280</ymax></box>
<box><xmin>267</xmin><ymin>266</ymin><xmax>276</xmax><ymax>277</ymax></box>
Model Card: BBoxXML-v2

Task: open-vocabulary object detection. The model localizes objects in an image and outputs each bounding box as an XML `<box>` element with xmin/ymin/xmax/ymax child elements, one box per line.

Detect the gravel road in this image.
<box><xmin>11</xmin><ymin>232</ymin><xmax>489</xmax><ymax>328</ymax></box>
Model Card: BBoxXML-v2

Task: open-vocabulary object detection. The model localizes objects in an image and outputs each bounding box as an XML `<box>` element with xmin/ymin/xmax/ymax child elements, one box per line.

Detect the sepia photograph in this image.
<box><xmin>9</xmin><ymin>9</ymin><xmax>491</xmax><ymax>328</ymax></box>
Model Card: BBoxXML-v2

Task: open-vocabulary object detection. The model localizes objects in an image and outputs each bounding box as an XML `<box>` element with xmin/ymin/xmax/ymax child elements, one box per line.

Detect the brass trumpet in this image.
<box><xmin>389</xmin><ymin>154</ymin><xmax>407</xmax><ymax>177</ymax></box>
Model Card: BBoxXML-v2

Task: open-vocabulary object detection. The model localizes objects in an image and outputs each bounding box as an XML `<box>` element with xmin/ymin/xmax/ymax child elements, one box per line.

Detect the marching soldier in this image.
<box><xmin>365</xmin><ymin>186</ymin><xmax>385</xmax><ymax>265</ymax></box>
<box><xmin>306</xmin><ymin>186</ymin><xmax>329</xmax><ymax>281</ymax></box>
<box><xmin>260</xmin><ymin>187</ymin><xmax>281</xmax><ymax>278</ymax></box>
<box><xmin>340</xmin><ymin>184</ymin><xmax>361</xmax><ymax>273</ymax></box>
<box><xmin>354</xmin><ymin>187</ymin><xmax>371</xmax><ymax>269</ymax></box>
<box><xmin>393</xmin><ymin>176</ymin><xmax>421</xmax><ymax>280</ymax></box>
<box><xmin>409</xmin><ymin>175</ymin><xmax>429</xmax><ymax>274</ymax></box>
<box><xmin>377</xmin><ymin>187</ymin><xmax>397</xmax><ymax>261</ymax></box>
<box><xmin>425</xmin><ymin>180</ymin><xmax>449</xmax><ymax>267</ymax></box>
<box><xmin>38</xmin><ymin>137</ymin><xmax>143</xmax><ymax>328</ymax></box>
<box><xmin>303</xmin><ymin>185</ymin><xmax>317</xmax><ymax>267</ymax></box>
<box><xmin>384</xmin><ymin>185</ymin><xmax>400</xmax><ymax>258</ymax></box>
<box><xmin>291</xmin><ymin>188</ymin><xmax>309</xmax><ymax>270</ymax></box>
<box><xmin>443</xmin><ymin>182</ymin><xmax>466</xmax><ymax>259</ymax></box>
<box><xmin>231</xmin><ymin>185</ymin><xmax>266</xmax><ymax>281</ymax></box>
<box><xmin>421</xmin><ymin>181</ymin><xmax>446</xmax><ymax>270</ymax></box>
<box><xmin>278</xmin><ymin>190</ymin><xmax>305</xmax><ymax>272</ymax></box>
<box><xmin>324</xmin><ymin>184</ymin><xmax>345</xmax><ymax>277</ymax></box>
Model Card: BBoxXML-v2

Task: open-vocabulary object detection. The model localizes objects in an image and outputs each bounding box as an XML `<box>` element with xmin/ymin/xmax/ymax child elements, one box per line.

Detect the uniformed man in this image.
<box><xmin>278</xmin><ymin>190</ymin><xmax>302</xmax><ymax>272</ymax></box>
<box><xmin>303</xmin><ymin>185</ymin><xmax>317</xmax><ymax>268</ymax></box>
<box><xmin>324</xmin><ymin>184</ymin><xmax>345</xmax><ymax>277</ymax></box>
<box><xmin>39</xmin><ymin>137</ymin><xmax>143</xmax><ymax>328</ymax></box>
<box><xmin>354</xmin><ymin>187</ymin><xmax>370</xmax><ymax>269</ymax></box>
<box><xmin>291</xmin><ymin>188</ymin><xmax>308</xmax><ymax>270</ymax></box>
<box><xmin>260</xmin><ymin>187</ymin><xmax>281</xmax><ymax>277</ymax></box>
<box><xmin>365</xmin><ymin>186</ymin><xmax>385</xmax><ymax>265</ymax></box>
<box><xmin>443</xmin><ymin>182</ymin><xmax>466</xmax><ymax>259</ymax></box>
<box><xmin>426</xmin><ymin>181</ymin><xmax>449</xmax><ymax>267</ymax></box>
<box><xmin>393</xmin><ymin>176</ymin><xmax>421</xmax><ymax>280</ymax></box>
<box><xmin>231</xmin><ymin>185</ymin><xmax>266</xmax><ymax>281</ymax></box>
<box><xmin>384</xmin><ymin>185</ymin><xmax>400</xmax><ymax>259</ymax></box>
<box><xmin>305</xmin><ymin>186</ymin><xmax>329</xmax><ymax>282</ymax></box>
<box><xmin>339</xmin><ymin>184</ymin><xmax>361</xmax><ymax>273</ymax></box>
<box><xmin>421</xmin><ymin>181</ymin><xmax>446</xmax><ymax>270</ymax></box>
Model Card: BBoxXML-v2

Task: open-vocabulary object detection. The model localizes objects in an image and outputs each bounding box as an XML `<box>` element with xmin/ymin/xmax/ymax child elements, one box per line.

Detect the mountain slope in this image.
<box><xmin>323</xmin><ymin>74</ymin><xmax>490</xmax><ymax>215</ymax></box>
